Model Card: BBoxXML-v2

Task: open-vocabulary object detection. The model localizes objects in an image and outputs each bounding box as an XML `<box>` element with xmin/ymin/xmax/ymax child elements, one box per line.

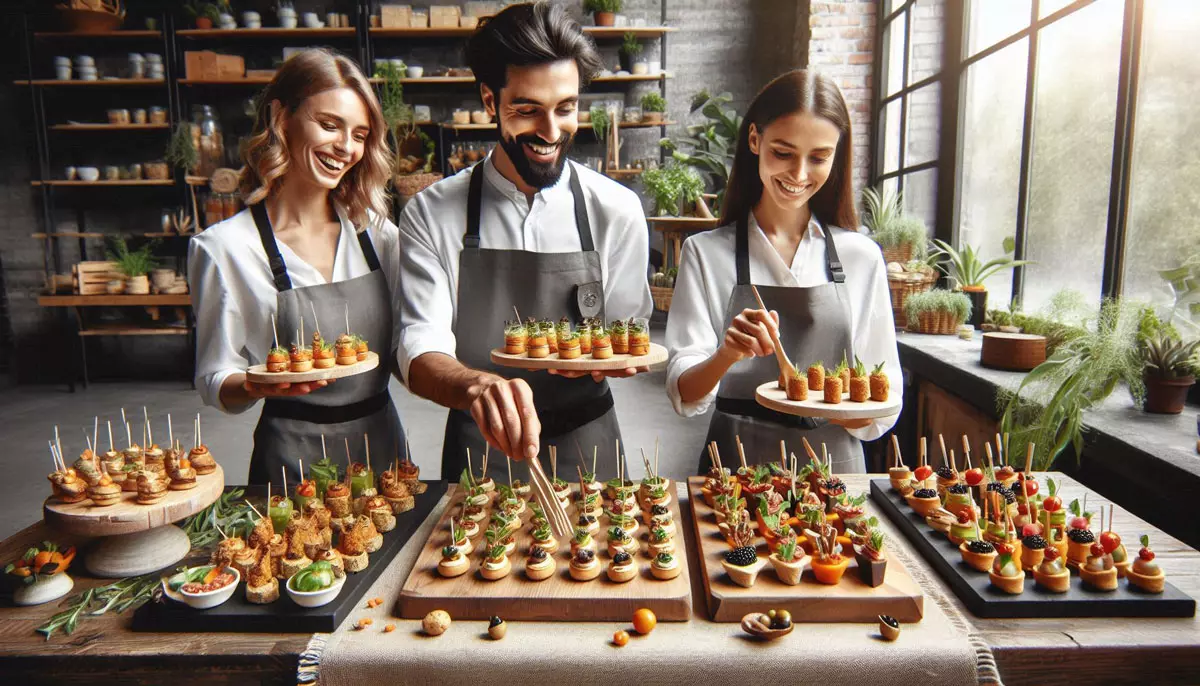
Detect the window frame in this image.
<box><xmin>871</xmin><ymin>0</ymin><xmax>1146</xmax><ymax>308</ymax></box>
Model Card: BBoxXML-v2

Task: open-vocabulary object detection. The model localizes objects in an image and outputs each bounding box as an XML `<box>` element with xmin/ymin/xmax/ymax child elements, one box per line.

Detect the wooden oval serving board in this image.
<box><xmin>43</xmin><ymin>464</ymin><xmax>225</xmax><ymax>537</ymax></box>
<box><xmin>490</xmin><ymin>343</ymin><xmax>667</xmax><ymax>371</ymax></box>
<box><xmin>755</xmin><ymin>381</ymin><xmax>902</xmax><ymax>420</ymax></box>
<box><xmin>245</xmin><ymin>351</ymin><xmax>379</xmax><ymax>384</ymax></box>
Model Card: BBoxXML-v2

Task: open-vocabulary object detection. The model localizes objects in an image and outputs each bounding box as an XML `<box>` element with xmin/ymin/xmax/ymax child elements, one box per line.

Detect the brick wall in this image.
<box><xmin>807</xmin><ymin>0</ymin><xmax>878</xmax><ymax>196</ymax></box>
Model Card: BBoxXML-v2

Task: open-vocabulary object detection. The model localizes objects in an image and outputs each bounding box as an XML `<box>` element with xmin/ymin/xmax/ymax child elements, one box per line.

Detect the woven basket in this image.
<box><xmin>887</xmin><ymin>272</ymin><xmax>937</xmax><ymax>328</ymax></box>
<box><xmin>881</xmin><ymin>244</ymin><xmax>913</xmax><ymax>265</ymax></box>
<box><xmin>908</xmin><ymin>309</ymin><xmax>962</xmax><ymax>335</ymax></box>
<box><xmin>393</xmin><ymin>172</ymin><xmax>443</xmax><ymax>197</ymax></box>
<box><xmin>650</xmin><ymin>285</ymin><xmax>674</xmax><ymax>312</ymax></box>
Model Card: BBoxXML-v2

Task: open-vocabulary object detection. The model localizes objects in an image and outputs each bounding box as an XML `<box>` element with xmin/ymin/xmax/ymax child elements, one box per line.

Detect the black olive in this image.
<box><xmin>489</xmin><ymin>615</ymin><xmax>503</xmax><ymax>628</ymax></box>
<box><xmin>879</xmin><ymin>614</ymin><xmax>899</xmax><ymax>628</ymax></box>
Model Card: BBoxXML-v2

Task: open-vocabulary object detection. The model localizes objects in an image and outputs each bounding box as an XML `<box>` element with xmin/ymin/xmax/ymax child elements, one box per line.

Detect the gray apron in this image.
<box><xmin>442</xmin><ymin>162</ymin><xmax>623</xmax><ymax>481</ymax></box>
<box><xmin>247</xmin><ymin>202</ymin><xmax>405</xmax><ymax>485</ymax></box>
<box><xmin>698</xmin><ymin>214</ymin><xmax>865</xmax><ymax>474</ymax></box>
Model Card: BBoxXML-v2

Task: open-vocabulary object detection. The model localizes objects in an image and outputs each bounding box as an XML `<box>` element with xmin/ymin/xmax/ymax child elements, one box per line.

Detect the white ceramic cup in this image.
<box><xmin>74</xmin><ymin>55</ymin><xmax>94</xmax><ymax>67</ymax></box>
<box><xmin>55</xmin><ymin>65</ymin><xmax>72</xmax><ymax>80</ymax></box>
<box><xmin>77</xmin><ymin>167</ymin><xmax>99</xmax><ymax>182</ymax></box>
<box><xmin>54</xmin><ymin>56</ymin><xmax>71</xmax><ymax>67</ymax></box>
<box><xmin>280</xmin><ymin>16</ymin><xmax>298</xmax><ymax>28</ymax></box>
<box><xmin>302</xmin><ymin>12</ymin><xmax>321</xmax><ymax>27</ymax></box>
<box><xmin>407</xmin><ymin>65</ymin><xmax>424</xmax><ymax>78</ymax></box>
<box><xmin>65</xmin><ymin>166</ymin><xmax>77</xmax><ymax>180</ymax></box>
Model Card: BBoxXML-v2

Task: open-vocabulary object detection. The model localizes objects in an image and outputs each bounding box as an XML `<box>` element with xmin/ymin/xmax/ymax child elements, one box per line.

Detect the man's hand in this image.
<box><xmin>829</xmin><ymin>417</ymin><xmax>873</xmax><ymax>430</ymax></box>
<box><xmin>467</xmin><ymin>375</ymin><xmax>541</xmax><ymax>460</ymax></box>
<box><xmin>546</xmin><ymin>366</ymin><xmax>651</xmax><ymax>382</ymax></box>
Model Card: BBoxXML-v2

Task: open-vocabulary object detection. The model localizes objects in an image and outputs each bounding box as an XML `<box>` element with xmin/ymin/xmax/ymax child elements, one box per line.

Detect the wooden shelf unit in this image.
<box><xmin>33</xmin><ymin>180</ymin><xmax>175</xmax><ymax>187</ymax></box>
<box><xmin>368</xmin><ymin>26</ymin><xmax>676</xmax><ymax>39</ymax></box>
<box><xmin>15</xmin><ymin>78</ymin><xmax>166</xmax><ymax>87</ymax></box>
<box><xmin>34</xmin><ymin>30</ymin><xmax>162</xmax><ymax>39</ymax></box>
<box><xmin>176</xmin><ymin>27</ymin><xmax>356</xmax><ymax>39</ymax></box>
<box><xmin>49</xmin><ymin>123</ymin><xmax>170</xmax><ymax>131</ymax></box>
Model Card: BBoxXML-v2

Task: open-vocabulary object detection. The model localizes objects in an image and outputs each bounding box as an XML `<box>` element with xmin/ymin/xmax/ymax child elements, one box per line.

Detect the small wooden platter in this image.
<box><xmin>980</xmin><ymin>332</ymin><xmax>1046</xmax><ymax>371</ymax></box>
<box><xmin>687</xmin><ymin>477</ymin><xmax>924</xmax><ymax>623</ymax></box>
<box><xmin>245</xmin><ymin>351</ymin><xmax>379</xmax><ymax>384</ymax></box>
<box><xmin>755</xmin><ymin>382</ymin><xmax>903</xmax><ymax>420</ymax></box>
<box><xmin>490</xmin><ymin>342</ymin><xmax>668</xmax><ymax>372</ymax></box>
<box><xmin>397</xmin><ymin>483</ymin><xmax>693</xmax><ymax>622</ymax></box>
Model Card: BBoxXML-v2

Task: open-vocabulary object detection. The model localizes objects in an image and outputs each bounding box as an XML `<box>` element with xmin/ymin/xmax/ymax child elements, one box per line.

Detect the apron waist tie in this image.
<box><xmin>452</xmin><ymin>388</ymin><xmax>614</xmax><ymax>440</ymax></box>
<box><xmin>263</xmin><ymin>391</ymin><xmax>390</xmax><ymax>424</ymax></box>
<box><xmin>715</xmin><ymin>397</ymin><xmax>826</xmax><ymax>431</ymax></box>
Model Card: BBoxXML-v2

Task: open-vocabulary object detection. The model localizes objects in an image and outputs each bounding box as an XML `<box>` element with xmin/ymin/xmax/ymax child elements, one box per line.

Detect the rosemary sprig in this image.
<box><xmin>36</xmin><ymin>488</ymin><xmax>251</xmax><ymax>639</ymax></box>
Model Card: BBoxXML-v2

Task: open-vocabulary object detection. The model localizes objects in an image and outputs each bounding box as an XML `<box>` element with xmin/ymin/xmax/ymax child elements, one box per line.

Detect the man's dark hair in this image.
<box><xmin>466</xmin><ymin>2</ymin><xmax>603</xmax><ymax>97</ymax></box>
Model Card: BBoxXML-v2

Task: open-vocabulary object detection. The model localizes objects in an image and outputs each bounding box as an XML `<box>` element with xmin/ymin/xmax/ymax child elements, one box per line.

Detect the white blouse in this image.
<box><xmin>187</xmin><ymin>207</ymin><xmax>402</xmax><ymax>413</ymax></box>
<box><xmin>395</xmin><ymin>154</ymin><xmax>653</xmax><ymax>383</ymax></box>
<box><xmin>664</xmin><ymin>214</ymin><xmax>903</xmax><ymax>442</ymax></box>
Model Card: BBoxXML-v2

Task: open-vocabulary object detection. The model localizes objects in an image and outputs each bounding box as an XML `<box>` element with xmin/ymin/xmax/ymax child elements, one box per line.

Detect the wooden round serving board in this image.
<box><xmin>755</xmin><ymin>382</ymin><xmax>902</xmax><ymax>420</ymax></box>
<box><xmin>490</xmin><ymin>343</ymin><xmax>667</xmax><ymax>371</ymax></box>
<box><xmin>980</xmin><ymin>332</ymin><xmax>1046</xmax><ymax>371</ymax></box>
<box><xmin>43</xmin><ymin>464</ymin><xmax>225</xmax><ymax>538</ymax></box>
<box><xmin>245</xmin><ymin>351</ymin><xmax>379</xmax><ymax>384</ymax></box>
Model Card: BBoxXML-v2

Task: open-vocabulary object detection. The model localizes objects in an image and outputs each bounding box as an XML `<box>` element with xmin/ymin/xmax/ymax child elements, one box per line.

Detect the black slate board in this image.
<box><xmin>869</xmin><ymin>480</ymin><xmax>1196</xmax><ymax>619</ymax></box>
<box><xmin>132</xmin><ymin>482</ymin><xmax>444</xmax><ymax>633</ymax></box>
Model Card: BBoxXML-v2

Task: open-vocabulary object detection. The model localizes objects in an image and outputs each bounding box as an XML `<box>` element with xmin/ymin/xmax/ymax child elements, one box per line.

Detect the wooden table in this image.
<box><xmin>38</xmin><ymin>294</ymin><xmax>194</xmax><ymax>391</ymax></box>
<box><xmin>0</xmin><ymin>473</ymin><xmax>1196</xmax><ymax>685</ymax></box>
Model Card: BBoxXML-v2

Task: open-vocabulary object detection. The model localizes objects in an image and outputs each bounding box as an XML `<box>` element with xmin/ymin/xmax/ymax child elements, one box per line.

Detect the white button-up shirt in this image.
<box><xmin>396</xmin><ymin>154</ymin><xmax>653</xmax><ymax>382</ymax></box>
<box><xmin>664</xmin><ymin>214</ymin><xmax>902</xmax><ymax>442</ymax></box>
<box><xmin>187</xmin><ymin>208</ymin><xmax>402</xmax><ymax>413</ymax></box>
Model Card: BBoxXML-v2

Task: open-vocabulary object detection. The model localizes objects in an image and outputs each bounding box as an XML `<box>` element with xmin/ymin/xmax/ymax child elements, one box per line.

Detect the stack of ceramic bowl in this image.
<box><xmin>243</xmin><ymin>11</ymin><xmax>261</xmax><ymax>28</ymax></box>
<box><xmin>151</xmin><ymin>269</ymin><xmax>176</xmax><ymax>293</ymax></box>
<box><xmin>75</xmin><ymin>55</ymin><xmax>97</xmax><ymax>81</ymax></box>
<box><xmin>128</xmin><ymin>53</ymin><xmax>145</xmax><ymax>78</ymax></box>
<box><xmin>145</xmin><ymin>54</ymin><xmax>164</xmax><ymax>80</ymax></box>
<box><xmin>54</xmin><ymin>56</ymin><xmax>72</xmax><ymax>80</ymax></box>
<box><xmin>278</xmin><ymin>5</ymin><xmax>298</xmax><ymax>28</ymax></box>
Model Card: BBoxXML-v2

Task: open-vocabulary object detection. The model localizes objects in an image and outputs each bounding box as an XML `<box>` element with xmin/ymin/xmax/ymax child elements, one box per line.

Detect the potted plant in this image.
<box><xmin>184</xmin><ymin>1</ymin><xmax>222</xmax><ymax>29</ymax></box>
<box><xmin>864</xmin><ymin>186</ymin><xmax>927</xmax><ymax>264</ymax></box>
<box><xmin>641</xmin><ymin>162</ymin><xmax>705</xmax><ymax>217</ymax></box>
<box><xmin>583</xmin><ymin>0</ymin><xmax>621</xmax><ymax>27</ymax></box>
<box><xmin>904</xmin><ymin>289</ymin><xmax>972</xmax><ymax>335</ymax></box>
<box><xmin>649</xmin><ymin>267</ymin><xmax>676</xmax><ymax>312</ymax></box>
<box><xmin>933</xmin><ymin>237</ymin><xmax>1031</xmax><ymax>329</ymax></box>
<box><xmin>107</xmin><ymin>237</ymin><xmax>158</xmax><ymax>294</ymax></box>
<box><xmin>660</xmin><ymin>90</ymin><xmax>742</xmax><ymax>213</ymax></box>
<box><xmin>886</xmin><ymin>253</ymin><xmax>940</xmax><ymax>329</ymax></box>
<box><xmin>619</xmin><ymin>31</ymin><xmax>642</xmax><ymax>73</ymax></box>
<box><xmin>165</xmin><ymin>122</ymin><xmax>198</xmax><ymax>174</ymax></box>
<box><xmin>640</xmin><ymin>92</ymin><xmax>666</xmax><ymax>124</ymax></box>
<box><xmin>1141</xmin><ymin>332</ymin><xmax>1198</xmax><ymax>414</ymax></box>
<box><xmin>589</xmin><ymin>105</ymin><xmax>610</xmax><ymax>145</ymax></box>
<box><xmin>379</xmin><ymin>63</ymin><xmax>441</xmax><ymax>197</ymax></box>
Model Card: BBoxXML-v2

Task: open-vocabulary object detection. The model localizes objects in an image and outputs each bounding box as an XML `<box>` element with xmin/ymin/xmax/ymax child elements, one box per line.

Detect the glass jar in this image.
<box><xmin>192</xmin><ymin>105</ymin><xmax>224</xmax><ymax>177</ymax></box>
<box><xmin>222</xmin><ymin>193</ymin><xmax>240</xmax><ymax>219</ymax></box>
<box><xmin>204</xmin><ymin>193</ymin><xmax>224</xmax><ymax>228</ymax></box>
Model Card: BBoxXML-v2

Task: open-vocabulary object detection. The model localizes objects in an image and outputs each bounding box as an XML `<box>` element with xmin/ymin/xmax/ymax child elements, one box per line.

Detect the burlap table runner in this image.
<box><xmin>310</xmin><ymin>481</ymin><xmax>1000</xmax><ymax>685</ymax></box>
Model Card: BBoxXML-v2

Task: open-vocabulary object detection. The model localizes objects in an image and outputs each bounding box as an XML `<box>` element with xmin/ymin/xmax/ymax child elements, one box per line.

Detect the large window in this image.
<box><xmin>873</xmin><ymin>0</ymin><xmax>1200</xmax><ymax>319</ymax></box>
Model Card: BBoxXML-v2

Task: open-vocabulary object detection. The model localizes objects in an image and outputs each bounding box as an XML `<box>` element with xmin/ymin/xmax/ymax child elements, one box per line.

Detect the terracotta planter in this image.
<box><xmin>963</xmin><ymin>287</ymin><xmax>988</xmax><ymax>329</ymax></box>
<box><xmin>195</xmin><ymin>17</ymin><xmax>213</xmax><ymax>29</ymax></box>
<box><xmin>593</xmin><ymin>11</ymin><xmax>616</xmax><ymax>26</ymax></box>
<box><xmin>641</xmin><ymin>111</ymin><xmax>663</xmax><ymax>124</ymax></box>
<box><xmin>1143</xmin><ymin>374</ymin><xmax>1195</xmax><ymax>414</ymax></box>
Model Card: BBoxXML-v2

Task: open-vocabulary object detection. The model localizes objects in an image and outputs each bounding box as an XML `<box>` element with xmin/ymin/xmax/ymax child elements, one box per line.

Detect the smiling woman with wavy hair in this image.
<box><xmin>188</xmin><ymin>48</ymin><xmax>409</xmax><ymax>486</ymax></box>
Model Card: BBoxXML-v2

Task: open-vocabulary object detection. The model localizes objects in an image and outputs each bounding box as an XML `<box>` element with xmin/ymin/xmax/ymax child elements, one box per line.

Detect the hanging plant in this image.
<box><xmin>165</xmin><ymin>122</ymin><xmax>198</xmax><ymax>173</ymax></box>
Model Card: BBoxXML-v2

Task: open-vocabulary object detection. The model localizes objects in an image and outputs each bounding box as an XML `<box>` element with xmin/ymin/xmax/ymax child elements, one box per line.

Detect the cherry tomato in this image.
<box><xmin>1042</xmin><ymin>496</ymin><xmax>1062</xmax><ymax>512</ymax></box>
<box><xmin>1099</xmin><ymin>531</ymin><xmax>1121</xmax><ymax>554</ymax></box>
<box><xmin>632</xmin><ymin>608</ymin><xmax>657</xmax><ymax>635</ymax></box>
<box><xmin>914</xmin><ymin>466</ymin><xmax>933</xmax><ymax>481</ymax></box>
<box><xmin>613</xmin><ymin>630</ymin><xmax>630</xmax><ymax>647</ymax></box>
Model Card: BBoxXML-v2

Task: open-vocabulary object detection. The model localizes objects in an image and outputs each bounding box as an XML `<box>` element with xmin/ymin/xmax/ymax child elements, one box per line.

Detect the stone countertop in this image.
<box><xmin>896</xmin><ymin>331</ymin><xmax>1200</xmax><ymax>547</ymax></box>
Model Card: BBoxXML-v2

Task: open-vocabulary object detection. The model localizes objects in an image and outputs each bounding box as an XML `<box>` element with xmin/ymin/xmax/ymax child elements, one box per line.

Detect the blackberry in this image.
<box><xmin>936</xmin><ymin>466</ymin><xmax>956</xmax><ymax>480</ymax></box>
<box><xmin>823</xmin><ymin>477</ymin><xmax>846</xmax><ymax>493</ymax></box>
<box><xmin>1068</xmin><ymin>529</ymin><xmax>1095</xmax><ymax>544</ymax></box>
<box><xmin>577</xmin><ymin>515</ymin><xmax>589</xmax><ymax>526</ymax></box>
<box><xmin>651</xmin><ymin>504</ymin><xmax>669</xmax><ymax>516</ymax></box>
<box><xmin>529</xmin><ymin>546</ymin><xmax>547</xmax><ymax>561</ymax></box>
<box><xmin>966</xmin><ymin>540</ymin><xmax>995</xmax><ymax>554</ymax></box>
<box><xmin>1023</xmin><ymin>534</ymin><xmax>1047</xmax><ymax>550</ymax></box>
<box><xmin>947</xmin><ymin>483</ymin><xmax>969</xmax><ymax>495</ymax></box>
<box><xmin>612</xmin><ymin>551</ymin><xmax>632</xmax><ymax>565</ymax></box>
<box><xmin>986</xmin><ymin>482</ymin><xmax>1005</xmax><ymax>493</ymax></box>
<box><xmin>913</xmin><ymin>488</ymin><xmax>938</xmax><ymax>499</ymax></box>
<box><xmin>998</xmin><ymin>486</ymin><xmax>1017</xmax><ymax>504</ymax></box>
<box><xmin>724</xmin><ymin>546</ymin><xmax>758</xmax><ymax>567</ymax></box>
<box><xmin>574</xmin><ymin>549</ymin><xmax>595</xmax><ymax>564</ymax></box>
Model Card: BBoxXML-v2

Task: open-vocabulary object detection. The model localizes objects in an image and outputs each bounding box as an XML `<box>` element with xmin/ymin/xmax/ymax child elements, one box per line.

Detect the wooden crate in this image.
<box><xmin>380</xmin><ymin>4</ymin><xmax>413</xmax><ymax>28</ymax></box>
<box><xmin>72</xmin><ymin>261</ymin><xmax>119</xmax><ymax>295</ymax></box>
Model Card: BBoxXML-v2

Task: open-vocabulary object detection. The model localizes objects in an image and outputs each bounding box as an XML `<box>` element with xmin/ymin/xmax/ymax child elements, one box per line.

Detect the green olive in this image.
<box><xmin>767</xmin><ymin>609</ymin><xmax>777</xmax><ymax>619</ymax></box>
<box><xmin>778</xmin><ymin>610</ymin><xmax>792</xmax><ymax>624</ymax></box>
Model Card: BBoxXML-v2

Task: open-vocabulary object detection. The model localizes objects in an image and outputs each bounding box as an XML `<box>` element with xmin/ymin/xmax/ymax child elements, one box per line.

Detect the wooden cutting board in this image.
<box><xmin>490</xmin><ymin>343</ymin><xmax>667</xmax><ymax>372</ymax></box>
<box><xmin>397</xmin><ymin>483</ymin><xmax>692</xmax><ymax>621</ymax></box>
<box><xmin>245</xmin><ymin>351</ymin><xmax>379</xmax><ymax>384</ymax></box>
<box><xmin>687</xmin><ymin>477</ymin><xmax>924</xmax><ymax>623</ymax></box>
<box><xmin>755</xmin><ymin>382</ymin><xmax>903</xmax><ymax>420</ymax></box>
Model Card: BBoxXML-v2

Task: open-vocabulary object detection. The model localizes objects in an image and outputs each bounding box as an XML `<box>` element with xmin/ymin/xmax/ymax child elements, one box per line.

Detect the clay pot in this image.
<box><xmin>195</xmin><ymin>17</ymin><xmax>213</xmax><ymax>29</ymax></box>
<box><xmin>593</xmin><ymin>11</ymin><xmax>615</xmax><ymax>26</ymax></box>
<box><xmin>1143</xmin><ymin>374</ymin><xmax>1194</xmax><ymax>415</ymax></box>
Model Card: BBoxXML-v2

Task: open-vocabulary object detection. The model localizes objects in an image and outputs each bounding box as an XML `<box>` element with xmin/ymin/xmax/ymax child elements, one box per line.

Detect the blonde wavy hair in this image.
<box><xmin>240</xmin><ymin>49</ymin><xmax>391</xmax><ymax>232</ymax></box>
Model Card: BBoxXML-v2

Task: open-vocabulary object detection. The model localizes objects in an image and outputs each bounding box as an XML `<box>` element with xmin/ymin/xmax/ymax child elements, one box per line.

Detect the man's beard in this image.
<box><xmin>497</xmin><ymin>124</ymin><xmax>574</xmax><ymax>190</ymax></box>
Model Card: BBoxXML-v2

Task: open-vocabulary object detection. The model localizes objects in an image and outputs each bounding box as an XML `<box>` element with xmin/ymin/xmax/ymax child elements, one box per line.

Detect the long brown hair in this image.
<box><xmin>721</xmin><ymin>70</ymin><xmax>858</xmax><ymax>231</ymax></box>
<box><xmin>239</xmin><ymin>49</ymin><xmax>391</xmax><ymax>232</ymax></box>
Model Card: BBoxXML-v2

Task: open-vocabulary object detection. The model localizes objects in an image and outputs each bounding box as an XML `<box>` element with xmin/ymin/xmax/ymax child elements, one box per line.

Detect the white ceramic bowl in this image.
<box><xmin>286</xmin><ymin>572</ymin><xmax>346</xmax><ymax>608</ymax></box>
<box><xmin>177</xmin><ymin>567</ymin><xmax>240</xmax><ymax>609</ymax></box>
<box><xmin>77</xmin><ymin>167</ymin><xmax>100</xmax><ymax>182</ymax></box>
<box><xmin>407</xmin><ymin>66</ymin><xmax>424</xmax><ymax>78</ymax></box>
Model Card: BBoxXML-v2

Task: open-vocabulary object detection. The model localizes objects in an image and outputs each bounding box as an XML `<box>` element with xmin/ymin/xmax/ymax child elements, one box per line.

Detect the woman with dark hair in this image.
<box><xmin>397</xmin><ymin>2</ymin><xmax>652</xmax><ymax>480</ymax></box>
<box><xmin>188</xmin><ymin>48</ymin><xmax>406</xmax><ymax>484</ymax></box>
<box><xmin>665</xmin><ymin>70</ymin><xmax>901</xmax><ymax>473</ymax></box>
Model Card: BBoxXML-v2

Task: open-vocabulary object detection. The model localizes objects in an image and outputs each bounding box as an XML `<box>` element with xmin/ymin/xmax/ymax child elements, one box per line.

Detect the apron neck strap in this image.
<box><xmin>735</xmin><ymin>212</ymin><xmax>846</xmax><ymax>285</ymax></box>
<box><xmin>463</xmin><ymin>161</ymin><xmax>594</xmax><ymax>252</ymax></box>
<box><xmin>357</xmin><ymin>229</ymin><xmax>382</xmax><ymax>273</ymax></box>
<box><xmin>252</xmin><ymin>202</ymin><xmax>293</xmax><ymax>292</ymax></box>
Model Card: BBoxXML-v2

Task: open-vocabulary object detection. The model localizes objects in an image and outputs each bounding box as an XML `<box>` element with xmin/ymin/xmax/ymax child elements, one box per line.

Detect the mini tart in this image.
<box><xmin>525</xmin><ymin>554</ymin><xmax>557</xmax><ymax>581</ymax></box>
<box><xmin>907</xmin><ymin>491</ymin><xmax>942</xmax><ymax>517</ymax></box>
<box><xmin>925</xmin><ymin>511</ymin><xmax>956</xmax><ymax>535</ymax></box>
<box><xmin>438</xmin><ymin>553</ymin><xmax>470</xmax><ymax>578</ymax></box>
<box><xmin>168</xmin><ymin>472</ymin><xmax>198</xmax><ymax>491</ymax></box>
<box><xmin>341</xmin><ymin>549</ymin><xmax>369</xmax><ymax>573</ymax></box>
<box><xmin>649</xmin><ymin>517</ymin><xmax>675</xmax><ymax>537</ymax></box>
<box><xmin>988</xmin><ymin>568</ymin><xmax>1025</xmax><ymax>594</ymax></box>
<box><xmin>461</xmin><ymin>505</ymin><xmax>488</xmax><ymax>524</ymax></box>
<box><xmin>888</xmin><ymin>467</ymin><xmax>912</xmax><ymax>491</ymax></box>
<box><xmin>1033</xmin><ymin>562</ymin><xmax>1071</xmax><ymax>593</ymax></box>
<box><xmin>479</xmin><ymin>555</ymin><xmax>512</xmax><ymax>580</ymax></box>
<box><xmin>1127</xmin><ymin>560</ymin><xmax>1165</xmax><ymax>594</ymax></box>
<box><xmin>651</xmin><ymin>555</ymin><xmax>681</xmax><ymax>580</ymax></box>
<box><xmin>606</xmin><ymin>558</ymin><xmax>637</xmax><ymax>583</ymax></box>
<box><xmin>1079</xmin><ymin>559</ymin><xmax>1119</xmax><ymax>591</ymax></box>
<box><xmin>647</xmin><ymin>538</ymin><xmax>675</xmax><ymax>558</ymax></box>
<box><xmin>1020</xmin><ymin>542</ymin><xmax>1046</xmax><ymax>572</ymax></box>
<box><xmin>569</xmin><ymin>555</ymin><xmax>601</xmax><ymax>581</ymax></box>
<box><xmin>1067</xmin><ymin>538</ymin><xmax>1092</xmax><ymax>569</ymax></box>
<box><xmin>959</xmin><ymin>541</ymin><xmax>998</xmax><ymax>573</ymax></box>
<box><xmin>451</xmin><ymin>537</ymin><xmax>473</xmax><ymax>556</ymax></box>
<box><xmin>570</xmin><ymin>536</ymin><xmax>597</xmax><ymax>557</ymax></box>
<box><xmin>246</xmin><ymin>577</ymin><xmax>279</xmax><ymax>604</ymax></box>
<box><xmin>810</xmin><ymin>555</ymin><xmax>851</xmax><ymax>585</ymax></box>
<box><xmin>530</xmin><ymin>535</ymin><xmax>558</xmax><ymax>555</ymax></box>
<box><xmin>88</xmin><ymin>483</ymin><xmax>123</xmax><ymax>506</ymax></box>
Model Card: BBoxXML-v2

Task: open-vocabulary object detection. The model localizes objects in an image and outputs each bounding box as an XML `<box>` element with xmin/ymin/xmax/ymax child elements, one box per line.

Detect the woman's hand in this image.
<box><xmin>718</xmin><ymin>308</ymin><xmax>780</xmax><ymax>363</ymax></box>
<box><xmin>829</xmin><ymin>417</ymin><xmax>873</xmax><ymax>430</ymax></box>
<box><xmin>243</xmin><ymin>378</ymin><xmax>334</xmax><ymax>399</ymax></box>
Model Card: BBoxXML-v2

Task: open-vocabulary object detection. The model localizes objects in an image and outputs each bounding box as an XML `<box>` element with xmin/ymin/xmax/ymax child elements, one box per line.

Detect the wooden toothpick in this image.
<box><xmin>321</xmin><ymin>434</ymin><xmax>328</xmax><ymax>462</ymax></box>
<box><xmin>507</xmin><ymin>453</ymin><xmax>513</xmax><ymax>488</ymax></box>
<box><xmin>92</xmin><ymin>417</ymin><xmax>98</xmax><ymax>456</ymax></box>
<box><xmin>310</xmin><ymin>301</ymin><xmax>322</xmax><ymax>338</ymax></box>
<box><xmin>281</xmin><ymin>466</ymin><xmax>287</xmax><ymax>497</ymax></box>
<box><xmin>919</xmin><ymin>436</ymin><xmax>927</xmax><ymax>469</ymax></box>
<box><xmin>344</xmin><ymin>301</ymin><xmax>351</xmax><ymax>336</ymax></box>
<box><xmin>890</xmin><ymin>434</ymin><xmax>902</xmax><ymax>469</ymax></box>
<box><xmin>271</xmin><ymin>314</ymin><xmax>279</xmax><ymax>349</ymax></box>
<box><xmin>1024</xmin><ymin>443</ymin><xmax>1034</xmax><ymax>474</ymax></box>
<box><xmin>167</xmin><ymin>413</ymin><xmax>173</xmax><ymax>447</ymax></box>
<box><xmin>107</xmin><ymin>420</ymin><xmax>115</xmax><ymax>453</ymax></box>
<box><xmin>364</xmin><ymin>433</ymin><xmax>371</xmax><ymax>474</ymax></box>
<box><xmin>736</xmin><ymin>435</ymin><xmax>747</xmax><ymax>470</ymax></box>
